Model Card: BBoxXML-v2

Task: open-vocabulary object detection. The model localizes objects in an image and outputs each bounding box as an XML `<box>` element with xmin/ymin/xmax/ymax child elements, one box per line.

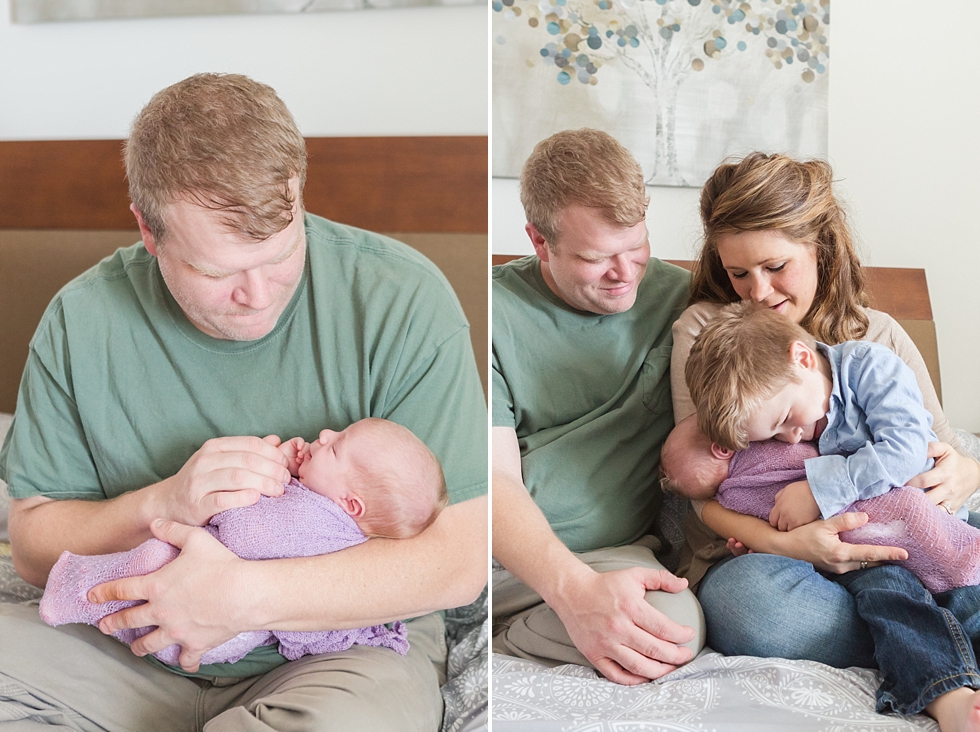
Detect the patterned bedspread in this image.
<box><xmin>491</xmin><ymin>653</ymin><xmax>938</xmax><ymax>731</ymax></box>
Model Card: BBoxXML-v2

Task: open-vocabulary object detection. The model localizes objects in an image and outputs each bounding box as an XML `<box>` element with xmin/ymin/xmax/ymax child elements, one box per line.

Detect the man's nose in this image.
<box><xmin>233</xmin><ymin>271</ymin><xmax>272</xmax><ymax>309</ymax></box>
<box><xmin>608</xmin><ymin>255</ymin><xmax>635</xmax><ymax>282</ymax></box>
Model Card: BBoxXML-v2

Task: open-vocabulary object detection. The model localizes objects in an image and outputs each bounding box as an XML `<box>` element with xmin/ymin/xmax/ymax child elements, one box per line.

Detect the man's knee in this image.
<box><xmin>644</xmin><ymin>582</ymin><xmax>706</xmax><ymax>656</ymax></box>
<box><xmin>211</xmin><ymin>640</ymin><xmax>444</xmax><ymax>732</ymax></box>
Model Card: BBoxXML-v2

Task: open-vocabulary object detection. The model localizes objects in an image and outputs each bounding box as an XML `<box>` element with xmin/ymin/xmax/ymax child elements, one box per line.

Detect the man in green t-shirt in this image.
<box><xmin>0</xmin><ymin>74</ymin><xmax>487</xmax><ymax>731</ymax></box>
<box><xmin>492</xmin><ymin>129</ymin><xmax>704</xmax><ymax>685</ymax></box>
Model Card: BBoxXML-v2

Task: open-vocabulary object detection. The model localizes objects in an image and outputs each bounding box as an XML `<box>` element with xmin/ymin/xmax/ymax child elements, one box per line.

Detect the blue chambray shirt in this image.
<box><xmin>805</xmin><ymin>341</ymin><xmax>937</xmax><ymax>518</ymax></box>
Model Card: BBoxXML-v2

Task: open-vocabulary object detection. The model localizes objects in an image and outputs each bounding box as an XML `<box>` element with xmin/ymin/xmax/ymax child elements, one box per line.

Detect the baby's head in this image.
<box><xmin>685</xmin><ymin>301</ymin><xmax>831</xmax><ymax>451</ymax></box>
<box><xmin>298</xmin><ymin>418</ymin><xmax>448</xmax><ymax>539</ymax></box>
<box><xmin>660</xmin><ymin>414</ymin><xmax>734</xmax><ymax>500</ymax></box>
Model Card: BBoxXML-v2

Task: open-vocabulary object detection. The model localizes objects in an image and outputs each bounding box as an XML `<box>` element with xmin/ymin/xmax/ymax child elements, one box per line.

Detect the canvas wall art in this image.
<box><xmin>11</xmin><ymin>0</ymin><xmax>477</xmax><ymax>23</ymax></box>
<box><xmin>493</xmin><ymin>0</ymin><xmax>829</xmax><ymax>187</ymax></box>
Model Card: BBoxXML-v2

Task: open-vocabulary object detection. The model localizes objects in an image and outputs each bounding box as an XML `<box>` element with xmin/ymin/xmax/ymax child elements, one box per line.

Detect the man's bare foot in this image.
<box><xmin>927</xmin><ymin>687</ymin><xmax>980</xmax><ymax>732</ymax></box>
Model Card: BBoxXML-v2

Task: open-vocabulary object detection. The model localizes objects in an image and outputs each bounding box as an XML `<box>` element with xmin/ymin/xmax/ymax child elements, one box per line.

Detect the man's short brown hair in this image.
<box><xmin>125</xmin><ymin>73</ymin><xmax>307</xmax><ymax>244</ymax></box>
<box><xmin>685</xmin><ymin>302</ymin><xmax>817</xmax><ymax>450</ymax></box>
<box><xmin>519</xmin><ymin>129</ymin><xmax>648</xmax><ymax>245</ymax></box>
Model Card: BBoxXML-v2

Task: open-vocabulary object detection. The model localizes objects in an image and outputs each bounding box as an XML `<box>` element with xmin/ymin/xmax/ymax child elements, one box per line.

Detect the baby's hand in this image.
<box><xmin>278</xmin><ymin>436</ymin><xmax>308</xmax><ymax>477</ymax></box>
<box><xmin>769</xmin><ymin>480</ymin><xmax>821</xmax><ymax>531</ymax></box>
<box><xmin>726</xmin><ymin>538</ymin><xmax>754</xmax><ymax>557</ymax></box>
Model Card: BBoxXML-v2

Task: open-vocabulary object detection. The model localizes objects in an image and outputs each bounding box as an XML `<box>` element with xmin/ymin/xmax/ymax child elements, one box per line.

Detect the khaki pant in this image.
<box><xmin>492</xmin><ymin>539</ymin><xmax>706</xmax><ymax>669</ymax></box>
<box><xmin>0</xmin><ymin>603</ymin><xmax>445</xmax><ymax>732</ymax></box>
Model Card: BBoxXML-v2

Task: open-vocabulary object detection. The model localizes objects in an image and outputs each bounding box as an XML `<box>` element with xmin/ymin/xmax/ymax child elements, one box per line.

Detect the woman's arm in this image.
<box><xmin>865</xmin><ymin>310</ymin><xmax>980</xmax><ymax>507</ymax></box>
<box><xmin>670</xmin><ymin>303</ymin><xmax>721</xmax><ymax>424</ymax></box>
<box><xmin>701</xmin><ymin>499</ymin><xmax>908</xmax><ymax>574</ymax></box>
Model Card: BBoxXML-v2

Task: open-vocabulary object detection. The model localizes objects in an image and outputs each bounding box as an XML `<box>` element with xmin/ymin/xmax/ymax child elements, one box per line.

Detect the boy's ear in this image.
<box><xmin>711</xmin><ymin>443</ymin><xmax>734</xmax><ymax>460</ymax></box>
<box><xmin>790</xmin><ymin>340</ymin><xmax>818</xmax><ymax>370</ymax></box>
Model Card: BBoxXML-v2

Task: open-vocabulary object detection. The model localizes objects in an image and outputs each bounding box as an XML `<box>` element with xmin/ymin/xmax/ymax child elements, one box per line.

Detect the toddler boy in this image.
<box><xmin>681</xmin><ymin>301</ymin><xmax>980</xmax><ymax>729</ymax></box>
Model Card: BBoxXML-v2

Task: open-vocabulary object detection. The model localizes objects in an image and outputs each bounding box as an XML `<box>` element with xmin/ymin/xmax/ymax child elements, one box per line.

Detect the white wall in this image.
<box><xmin>0</xmin><ymin>0</ymin><xmax>487</xmax><ymax>139</ymax></box>
<box><xmin>493</xmin><ymin>0</ymin><xmax>980</xmax><ymax>432</ymax></box>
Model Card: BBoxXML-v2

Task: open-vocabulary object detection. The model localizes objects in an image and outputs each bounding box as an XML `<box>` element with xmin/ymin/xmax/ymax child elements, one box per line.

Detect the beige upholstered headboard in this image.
<box><xmin>492</xmin><ymin>255</ymin><xmax>942</xmax><ymax>404</ymax></box>
<box><xmin>0</xmin><ymin>138</ymin><xmax>488</xmax><ymax>414</ymax></box>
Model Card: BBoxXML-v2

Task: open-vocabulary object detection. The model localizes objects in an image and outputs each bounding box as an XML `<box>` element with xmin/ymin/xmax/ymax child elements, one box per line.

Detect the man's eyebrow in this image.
<box><xmin>188</xmin><ymin>229</ymin><xmax>303</xmax><ymax>276</ymax></box>
<box><xmin>271</xmin><ymin>229</ymin><xmax>303</xmax><ymax>264</ymax></box>
<box><xmin>188</xmin><ymin>261</ymin><xmax>233</xmax><ymax>277</ymax></box>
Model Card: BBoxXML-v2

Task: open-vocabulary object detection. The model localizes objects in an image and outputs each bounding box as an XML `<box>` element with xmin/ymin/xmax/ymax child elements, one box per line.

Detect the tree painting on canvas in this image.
<box><xmin>493</xmin><ymin>0</ymin><xmax>829</xmax><ymax>187</ymax></box>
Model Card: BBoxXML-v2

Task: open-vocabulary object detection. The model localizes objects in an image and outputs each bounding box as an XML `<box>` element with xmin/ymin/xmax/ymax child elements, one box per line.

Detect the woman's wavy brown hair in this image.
<box><xmin>690</xmin><ymin>152</ymin><xmax>869</xmax><ymax>345</ymax></box>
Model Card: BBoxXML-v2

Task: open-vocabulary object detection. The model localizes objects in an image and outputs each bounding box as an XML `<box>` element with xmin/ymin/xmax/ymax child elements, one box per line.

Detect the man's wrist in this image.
<box><xmin>133</xmin><ymin>477</ymin><xmax>173</xmax><ymax>529</ymax></box>
<box><xmin>536</xmin><ymin>556</ymin><xmax>595</xmax><ymax>614</ymax></box>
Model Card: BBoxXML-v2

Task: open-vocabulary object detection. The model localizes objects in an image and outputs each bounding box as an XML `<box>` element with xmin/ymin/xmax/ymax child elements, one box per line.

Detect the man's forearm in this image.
<box><xmin>9</xmin><ymin>486</ymin><xmax>165</xmax><ymax>587</ymax></box>
<box><xmin>492</xmin><ymin>472</ymin><xmax>591</xmax><ymax>607</ymax></box>
<box><xmin>238</xmin><ymin>495</ymin><xmax>488</xmax><ymax>632</ymax></box>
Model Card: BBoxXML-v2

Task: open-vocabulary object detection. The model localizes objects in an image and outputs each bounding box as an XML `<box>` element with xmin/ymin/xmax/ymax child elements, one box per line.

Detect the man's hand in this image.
<box><xmin>149</xmin><ymin>436</ymin><xmax>290</xmax><ymax>527</ymax></box>
<box><xmin>89</xmin><ymin>519</ymin><xmax>251</xmax><ymax>673</ymax></box>
<box><xmin>549</xmin><ymin>566</ymin><xmax>696</xmax><ymax>685</ymax></box>
<box><xmin>770</xmin><ymin>480</ymin><xmax>821</xmax><ymax>531</ymax></box>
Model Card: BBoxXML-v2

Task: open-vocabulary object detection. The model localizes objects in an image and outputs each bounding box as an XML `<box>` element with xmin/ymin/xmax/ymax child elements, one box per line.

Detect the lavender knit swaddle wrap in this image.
<box><xmin>717</xmin><ymin>440</ymin><xmax>818</xmax><ymax>520</ymax></box>
<box><xmin>40</xmin><ymin>479</ymin><xmax>409</xmax><ymax>665</ymax></box>
<box><xmin>716</xmin><ymin>441</ymin><xmax>980</xmax><ymax>592</ymax></box>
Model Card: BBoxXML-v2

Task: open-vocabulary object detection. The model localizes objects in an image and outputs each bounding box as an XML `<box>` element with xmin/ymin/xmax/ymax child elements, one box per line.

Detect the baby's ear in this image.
<box><xmin>339</xmin><ymin>494</ymin><xmax>366</xmax><ymax>519</ymax></box>
<box><xmin>711</xmin><ymin>443</ymin><xmax>734</xmax><ymax>460</ymax></box>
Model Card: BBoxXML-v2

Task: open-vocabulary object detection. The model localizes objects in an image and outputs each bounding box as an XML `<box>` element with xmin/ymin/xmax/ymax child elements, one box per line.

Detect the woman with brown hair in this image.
<box><xmin>669</xmin><ymin>152</ymin><xmax>980</xmax><ymax>683</ymax></box>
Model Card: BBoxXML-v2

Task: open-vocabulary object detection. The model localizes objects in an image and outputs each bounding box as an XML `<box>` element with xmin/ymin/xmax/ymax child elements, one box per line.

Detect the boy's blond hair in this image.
<box><xmin>348</xmin><ymin>419</ymin><xmax>449</xmax><ymax>539</ymax></box>
<box><xmin>519</xmin><ymin>129</ymin><xmax>648</xmax><ymax>246</ymax></box>
<box><xmin>686</xmin><ymin>302</ymin><xmax>817</xmax><ymax>451</ymax></box>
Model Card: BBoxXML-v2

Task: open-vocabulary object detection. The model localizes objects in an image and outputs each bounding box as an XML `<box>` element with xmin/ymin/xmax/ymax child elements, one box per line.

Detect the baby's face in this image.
<box><xmin>297</xmin><ymin>424</ymin><xmax>366</xmax><ymax>501</ymax></box>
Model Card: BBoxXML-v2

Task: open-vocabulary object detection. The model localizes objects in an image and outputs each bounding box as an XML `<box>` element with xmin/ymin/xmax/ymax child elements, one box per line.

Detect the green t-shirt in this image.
<box><xmin>0</xmin><ymin>213</ymin><xmax>487</xmax><ymax>677</ymax></box>
<box><xmin>492</xmin><ymin>256</ymin><xmax>689</xmax><ymax>553</ymax></box>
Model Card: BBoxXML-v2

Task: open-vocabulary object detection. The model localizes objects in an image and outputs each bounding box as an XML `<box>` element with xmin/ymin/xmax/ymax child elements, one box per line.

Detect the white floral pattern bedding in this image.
<box><xmin>491</xmin><ymin>652</ymin><xmax>938</xmax><ymax>731</ymax></box>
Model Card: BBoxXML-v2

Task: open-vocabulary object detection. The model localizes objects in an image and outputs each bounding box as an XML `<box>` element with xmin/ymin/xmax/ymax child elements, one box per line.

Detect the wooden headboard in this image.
<box><xmin>492</xmin><ymin>254</ymin><xmax>942</xmax><ymax>403</ymax></box>
<box><xmin>0</xmin><ymin>138</ymin><xmax>488</xmax><ymax>414</ymax></box>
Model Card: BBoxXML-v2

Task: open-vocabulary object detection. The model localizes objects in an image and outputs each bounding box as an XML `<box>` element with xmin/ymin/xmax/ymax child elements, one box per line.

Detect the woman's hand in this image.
<box><xmin>905</xmin><ymin>442</ymin><xmax>980</xmax><ymax>514</ymax></box>
<box><xmin>773</xmin><ymin>512</ymin><xmax>908</xmax><ymax>574</ymax></box>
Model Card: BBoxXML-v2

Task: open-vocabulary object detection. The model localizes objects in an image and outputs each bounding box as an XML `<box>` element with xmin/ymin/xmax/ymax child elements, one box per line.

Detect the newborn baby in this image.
<box><xmin>661</xmin><ymin>414</ymin><xmax>980</xmax><ymax>593</ymax></box>
<box><xmin>40</xmin><ymin>418</ymin><xmax>448</xmax><ymax>667</ymax></box>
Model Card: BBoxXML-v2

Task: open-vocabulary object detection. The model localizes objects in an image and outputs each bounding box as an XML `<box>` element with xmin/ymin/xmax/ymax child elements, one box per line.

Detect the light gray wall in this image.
<box><xmin>493</xmin><ymin>0</ymin><xmax>980</xmax><ymax>432</ymax></box>
<box><xmin>0</xmin><ymin>0</ymin><xmax>487</xmax><ymax>138</ymax></box>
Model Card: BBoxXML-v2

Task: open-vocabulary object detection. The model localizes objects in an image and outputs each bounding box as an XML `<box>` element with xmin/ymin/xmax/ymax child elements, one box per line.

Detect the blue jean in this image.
<box><xmin>698</xmin><ymin>553</ymin><xmax>877</xmax><ymax>668</ymax></box>
<box><xmin>698</xmin><ymin>510</ymin><xmax>980</xmax><ymax>715</ymax></box>
<box><xmin>832</xmin><ymin>564</ymin><xmax>980</xmax><ymax>715</ymax></box>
